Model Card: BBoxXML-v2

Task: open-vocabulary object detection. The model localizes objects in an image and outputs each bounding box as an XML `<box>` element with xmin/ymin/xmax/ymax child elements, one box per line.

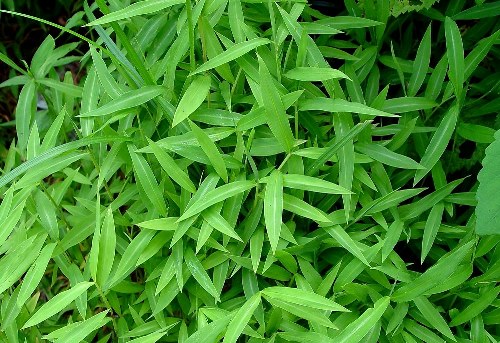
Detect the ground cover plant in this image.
<box><xmin>0</xmin><ymin>0</ymin><xmax>499</xmax><ymax>342</ymax></box>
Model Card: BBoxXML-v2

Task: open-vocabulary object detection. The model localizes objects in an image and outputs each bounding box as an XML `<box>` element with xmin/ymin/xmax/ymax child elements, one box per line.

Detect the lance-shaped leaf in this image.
<box><xmin>191</xmin><ymin>38</ymin><xmax>270</xmax><ymax>76</ymax></box>
<box><xmin>283</xmin><ymin>193</ymin><xmax>331</xmax><ymax>223</ymax></box>
<box><xmin>265</xmin><ymin>170</ymin><xmax>284</xmax><ymax>254</ymax></box>
<box><xmin>184</xmin><ymin>248</ymin><xmax>220</xmax><ymax>301</ymax></box>
<box><xmin>22</xmin><ymin>282</ymin><xmax>93</xmax><ymax>329</ymax></box>
<box><xmin>128</xmin><ymin>144</ymin><xmax>167</xmax><ymax>217</ymax></box>
<box><xmin>284</xmin><ymin>67</ymin><xmax>349</xmax><ymax>81</ymax></box>
<box><xmin>53</xmin><ymin>311</ymin><xmax>110</xmax><ymax>343</ymax></box>
<box><xmin>178</xmin><ymin>180</ymin><xmax>255</xmax><ymax>221</ymax></box>
<box><xmin>408</xmin><ymin>24</ymin><xmax>431</xmax><ymax>97</ymax></box>
<box><xmin>445</xmin><ymin>17</ymin><xmax>464</xmax><ymax>98</ymax></box>
<box><xmin>333</xmin><ymin>297</ymin><xmax>390</xmax><ymax>343</ymax></box>
<box><xmin>86</xmin><ymin>0</ymin><xmax>186</xmax><ymax>26</ymax></box>
<box><xmin>282</xmin><ymin>174</ymin><xmax>352</xmax><ymax>194</ymax></box>
<box><xmin>356</xmin><ymin>143</ymin><xmax>424</xmax><ymax>170</ymax></box>
<box><xmin>414</xmin><ymin>104</ymin><xmax>459</xmax><ymax>184</ymax></box>
<box><xmin>413</xmin><ymin>296</ymin><xmax>455</xmax><ymax>340</ymax></box>
<box><xmin>189</xmin><ymin>120</ymin><xmax>228</xmax><ymax>182</ymax></box>
<box><xmin>97</xmin><ymin>208</ymin><xmax>116</xmax><ymax>287</ymax></box>
<box><xmin>300</xmin><ymin>98</ymin><xmax>396</xmax><ymax>118</ymax></box>
<box><xmin>17</xmin><ymin>243</ymin><xmax>56</xmax><ymax>307</ymax></box>
<box><xmin>78</xmin><ymin>86</ymin><xmax>164</xmax><ymax>117</ymax></box>
<box><xmin>324</xmin><ymin>225</ymin><xmax>369</xmax><ymax>266</ymax></box>
<box><xmin>262</xmin><ymin>286</ymin><xmax>348</xmax><ymax>312</ymax></box>
<box><xmin>16</xmin><ymin>80</ymin><xmax>36</xmax><ymax>151</ymax></box>
<box><xmin>258</xmin><ymin>56</ymin><xmax>295</xmax><ymax>153</ymax></box>
<box><xmin>105</xmin><ymin>229</ymin><xmax>156</xmax><ymax>290</ymax></box>
<box><xmin>223</xmin><ymin>293</ymin><xmax>261</xmax><ymax>343</ymax></box>
<box><xmin>172</xmin><ymin>75</ymin><xmax>211</xmax><ymax>127</ymax></box>
<box><xmin>392</xmin><ymin>241</ymin><xmax>474</xmax><ymax>302</ymax></box>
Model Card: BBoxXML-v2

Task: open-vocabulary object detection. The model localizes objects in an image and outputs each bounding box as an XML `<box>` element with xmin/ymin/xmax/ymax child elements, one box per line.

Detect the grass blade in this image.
<box><xmin>172</xmin><ymin>75</ymin><xmax>211</xmax><ymax>127</ymax></box>
<box><xmin>408</xmin><ymin>24</ymin><xmax>431</xmax><ymax>97</ymax></box>
<box><xmin>264</xmin><ymin>170</ymin><xmax>283</xmax><ymax>254</ymax></box>
<box><xmin>284</xmin><ymin>67</ymin><xmax>349</xmax><ymax>81</ymax></box>
<box><xmin>191</xmin><ymin>38</ymin><xmax>270</xmax><ymax>76</ymax></box>
<box><xmin>258</xmin><ymin>56</ymin><xmax>295</xmax><ymax>153</ymax></box>
<box><xmin>444</xmin><ymin>17</ymin><xmax>464</xmax><ymax>99</ymax></box>
<box><xmin>414</xmin><ymin>104</ymin><xmax>459</xmax><ymax>184</ymax></box>
<box><xmin>128</xmin><ymin>144</ymin><xmax>167</xmax><ymax>217</ymax></box>
<box><xmin>86</xmin><ymin>0</ymin><xmax>185</xmax><ymax>26</ymax></box>
<box><xmin>22</xmin><ymin>282</ymin><xmax>93</xmax><ymax>329</ymax></box>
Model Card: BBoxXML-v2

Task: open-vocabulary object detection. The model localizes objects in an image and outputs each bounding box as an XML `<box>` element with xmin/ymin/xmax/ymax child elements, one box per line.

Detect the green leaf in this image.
<box><xmin>137</xmin><ymin>217</ymin><xmax>178</xmax><ymax>231</ymax></box>
<box><xmin>262</xmin><ymin>286</ymin><xmax>348</xmax><ymax>312</ymax></box>
<box><xmin>258</xmin><ymin>56</ymin><xmax>295</xmax><ymax>153</ymax></box>
<box><xmin>300</xmin><ymin>98</ymin><xmax>396</xmax><ymax>118</ymax></box>
<box><xmin>184</xmin><ymin>248</ymin><xmax>220</xmax><ymax>301</ymax></box>
<box><xmin>228</xmin><ymin>0</ymin><xmax>245</xmax><ymax>43</ymax></box>
<box><xmin>282</xmin><ymin>174</ymin><xmax>352</xmax><ymax>194</ymax></box>
<box><xmin>86</xmin><ymin>0</ymin><xmax>185</xmax><ymax>26</ymax></box>
<box><xmin>264</xmin><ymin>297</ymin><xmax>337</xmax><ymax>328</ymax></box>
<box><xmin>38</xmin><ymin>78</ymin><xmax>83</xmax><ymax>98</ymax></box>
<box><xmin>382</xmin><ymin>97</ymin><xmax>437</xmax><ymax>113</ymax></box>
<box><xmin>324</xmin><ymin>225</ymin><xmax>369</xmax><ymax>266</ymax></box>
<box><xmin>178</xmin><ymin>180</ymin><xmax>255</xmax><ymax>221</ymax></box>
<box><xmin>414</xmin><ymin>104</ymin><xmax>459</xmax><ymax>184</ymax></box>
<box><xmin>413</xmin><ymin>296</ymin><xmax>455</xmax><ymax>340</ymax></box>
<box><xmin>79</xmin><ymin>86</ymin><xmax>164</xmax><ymax>117</ymax></box>
<box><xmin>128</xmin><ymin>144</ymin><xmax>167</xmax><ymax>217</ymax></box>
<box><xmin>223</xmin><ymin>293</ymin><xmax>261</xmax><ymax>343</ymax></box>
<box><xmin>199</xmin><ymin>16</ymin><xmax>235</xmax><ymax>83</ymax></box>
<box><xmin>264</xmin><ymin>170</ymin><xmax>284</xmax><ymax>254</ymax></box>
<box><xmin>392</xmin><ymin>241</ymin><xmax>474</xmax><ymax>302</ymax></box>
<box><xmin>283</xmin><ymin>193</ymin><xmax>331</xmax><ymax>223</ymax></box>
<box><xmin>457</xmin><ymin>123</ymin><xmax>495</xmax><ymax>144</ymax></box>
<box><xmin>316</xmin><ymin>16</ymin><xmax>383</xmax><ymax>29</ymax></box>
<box><xmin>464</xmin><ymin>29</ymin><xmax>500</xmax><ymax>79</ymax></box>
<box><xmin>17</xmin><ymin>243</ymin><xmax>56</xmax><ymax>307</ymax></box>
<box><xmin>0</xmin><ymin>136</ymin><xmax>130</xmax><ymax>187</ymax></box>
<box><xmin>189</xmin><ymin>120</ymin><xmax>228</xmax><ymax>182</ymax></box>
<box><xmin>333</xmin><ymin>297</ymin><xmax>390</xmax><ymax>343</ymax></box>
<box><xmin>191</xmin><ymin>38</ymin><xmax>270</xmax><ymax>76</ymax></box>
<box><xmin>306</xmin><ymin>121</ymin><xmax>372</xmax><ymax>176</ymax></box>
<box><xmin>421</xmin><ymin>202</ymin><xmax>444</xmax><ymax>263</ymax></box>
<box><xmin>128</xmin><ymin>330</ymin><xmax>171</xmax><ymax>343</ymax></box>
<box><xmin>250</xmin><ymin>228</ymin><xmax>264</xmax><ymax>273</ymax></box>
<box><xmin>89</xmin><ymin>46</ymin><xmax>123</xmax><ymax>99</ymax></box>
<box><xmin>453</xmin><ymin>2</ymin><xmax>500</xmax><ymax>19</ymax></box>
<box><xmin>444</xmin><ymin>17</ymin><xmax>464</xmax><ymax>99</ymax></box>
<box><xmin>15</xmin><ymin>80</ymin><xmax>36</xmax><ymax>151</ymax></box>
<box><xmin>476</xmin><ymin>128</ymin><xmax>500</xmax><ymax>235</ymax></box>
<box><xmin>172</xmin><ymin>75</ymin><xmax>211</xmax><ymax>127</ymax></box>
<box><xmin>356</xmin><ymin>143</ymin><xmax>424</xmax><ymax>169</ymax></box>
<box><xmin>40</xmin><ymin>107</ymin><xmax>66</xmax><ymax>152</ymax></box>
<box><xmin>382</xmin><ymin>220</ymin><xmax>405</xmax><ymax>261</ymax></box>
<box><xmin>284</xmin><ymin>67</ymin><xmax>349</xmax><ymax>81</ymax></box>
<box><xmin>22</xmin><ymin>282</ymin><xmax>93</xmax><ymax>329</ymax></box>
<box><xmin>53</xmin><ymin>311</ymin><xmax>110</xmax><ymax>343</ymax></box>
<box><xmin>97</xmin><ymin>208</ymin><xmax>116</xmax><ymax>287</ymax></box>
<box><xmin>408</xmin><ymin>24</ymin><xmax>431</xmax><ymax>97</ymax></box>
<box><xmin>105</xmin><ymin>229</ymin><xmax>156</xmax><ymax>290</ymax></box>
<box><xmin>449</xmin><ymin>287</ymin><xmax>500</xmax><ymax>326</ymax></box>
<box><xmin>0</xmin><ymin>199</ymin><xmax>27</xmax><ymax>248</ymax></box>
<box><xmin>42</xmin><ymin>310</ymin><xmax>109</xmax><ymax>341</ymax></box>
<box><xmin>185</xmin><ymin>314</ymin><xmax>232</xmax><ymax>343</ymax></box>
<box><xmin>202</xmin><ymin>207</ymin><xmax>242</xmax><ymax>241</ymax></box>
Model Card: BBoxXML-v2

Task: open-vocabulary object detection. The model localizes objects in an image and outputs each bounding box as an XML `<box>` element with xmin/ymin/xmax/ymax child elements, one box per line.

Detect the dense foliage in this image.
<box><xmin>0</xmin><ymin>0</ymin><xmax>499</xmax><ymax>342</ymax></box>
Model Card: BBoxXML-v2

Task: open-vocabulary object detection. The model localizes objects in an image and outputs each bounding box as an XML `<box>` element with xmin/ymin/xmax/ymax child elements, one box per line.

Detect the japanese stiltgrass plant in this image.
<box><xmin>0</xmin><ymin>0</ymin><xmax>499</xmax><ymax>342</ymax></box>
